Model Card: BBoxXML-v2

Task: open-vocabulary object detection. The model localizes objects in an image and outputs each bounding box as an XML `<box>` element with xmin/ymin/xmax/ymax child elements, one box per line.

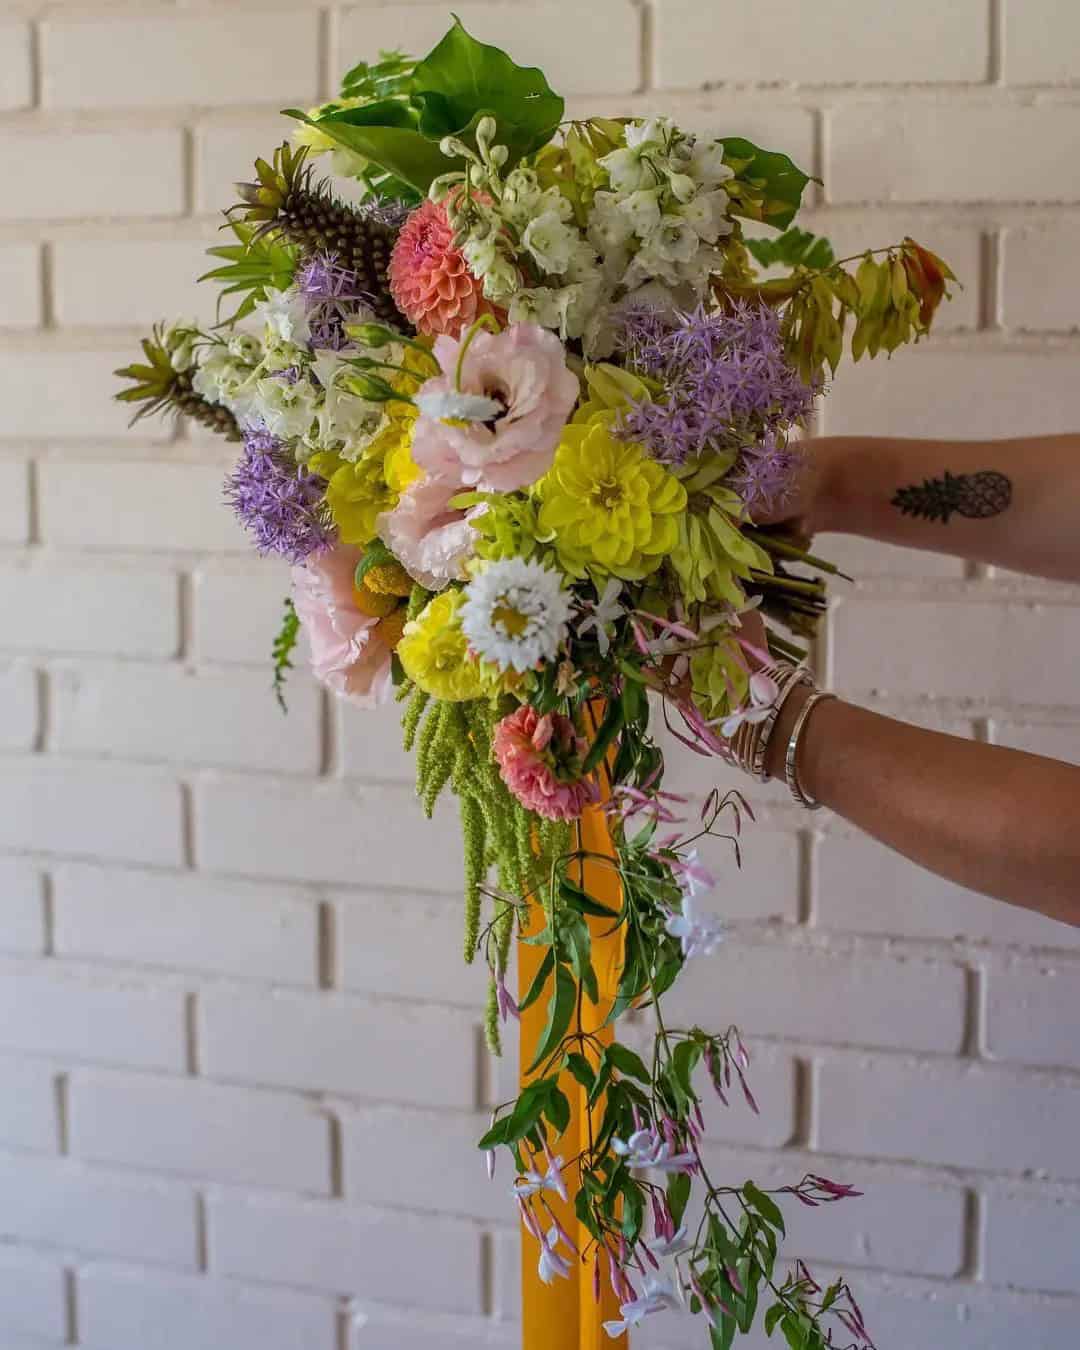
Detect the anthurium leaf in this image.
<box><xmin>410</xmin><ymin>17</ymin><xmax>564</xmax><ymax>167</ymax></box>
<box><xmin>722</xmin><ymin>137</ymin><xmax>814</xmax><ymax>231</ymax></box>
<box><xmin>284</xmin><ymin>103</ymin><xmax>457</xmax><ymax>195</ymax></box>
<box><xmin>527</xmin><ymin>964</ymin><xmax>577</xmax><ymax>1073</ymax></box>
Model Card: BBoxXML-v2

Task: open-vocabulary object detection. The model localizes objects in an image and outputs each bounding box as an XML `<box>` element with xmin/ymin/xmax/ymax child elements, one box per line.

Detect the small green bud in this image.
<box><xmin>344</xmin><ymin>321</ymin><xmax>400</xmax><ymax>349</ymax></box>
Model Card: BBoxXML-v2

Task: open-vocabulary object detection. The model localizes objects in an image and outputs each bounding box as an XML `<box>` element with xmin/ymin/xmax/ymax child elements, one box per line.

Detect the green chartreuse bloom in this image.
<box><xmin>535</xmin><ymin>412</ymin><xmax>686</xmax><ymax>581</ymax></box>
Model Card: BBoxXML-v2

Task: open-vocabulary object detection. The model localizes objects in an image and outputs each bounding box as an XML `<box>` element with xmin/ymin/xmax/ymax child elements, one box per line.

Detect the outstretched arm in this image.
<box><xmin>791</xmin><ymin>434</ymin><xmax>1080</xmax><ymax>582</ymax></box>
<box><xmin>765</xmin><ymin>689</ymin><xmax>1080</xmax><ymax>928</ymax></box>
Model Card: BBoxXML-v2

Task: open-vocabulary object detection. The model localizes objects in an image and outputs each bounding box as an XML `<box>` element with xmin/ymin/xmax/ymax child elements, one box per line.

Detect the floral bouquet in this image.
<box><xmin>117</xmin><ymin>20</ymin><xmax>954</xmax><ymax>1348</ymax></box>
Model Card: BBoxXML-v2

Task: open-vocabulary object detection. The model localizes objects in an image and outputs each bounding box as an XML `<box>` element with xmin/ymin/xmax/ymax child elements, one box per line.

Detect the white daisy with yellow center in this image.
<box><xmin>459</xmin><ymin>557</ymin><xmax>572</xmax><ymax>673</ymax></box>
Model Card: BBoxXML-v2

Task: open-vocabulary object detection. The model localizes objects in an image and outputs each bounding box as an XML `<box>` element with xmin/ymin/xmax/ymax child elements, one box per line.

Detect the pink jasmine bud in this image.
<box><xmin>794</xmin><ymin>1192</ymin><xmax>819</xmax><ymax>1206</ymax></box>
<box><xmin>694</xmin><ymin>1102</ymin><xmax>706</xmax><ymax>1130</ymax></box>
<box><xmin>735</xmin><ymin>1033</ymin><xmax>751</xmax><ymax>1070</ymax></box>
<box><xmin>546</xmin><ymin>1206</ymin><xmax>580</xmax><ymax>1256</ymax></box>
<box><xmin>725</xmin><ymin>1264</ymin><xmax>743</xmax><ymax>1295</ymax></box>
<box><xmin>640</xmin><ymin>1241</ymin><xmax>660</xmax><ymax>1270</ymax></box>
<box><xmin>689</xmin><ymin>1273</ymin><xmax>718</xmax><ymax>1330</ymax></box>
<box><xmin>736</xmin><ymin>1067</ymin><xmax>759</xmax><ymax>1115</ymax></box>
<box><xmin>518</xmin><ymin>1198</ymin><xmax>542</xmax><ymax>1241</ymax></box>
<box><xmin>593</xmin><ymin>1254</ymin><xmax>601</xmax><ymax>1304</ymax></box>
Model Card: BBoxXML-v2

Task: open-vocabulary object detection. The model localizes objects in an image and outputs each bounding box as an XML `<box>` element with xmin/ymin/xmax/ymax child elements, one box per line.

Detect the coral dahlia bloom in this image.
<box><xmin>389</xmin><ymin>198</ymin><xmax>497</xmax><ymax>338</ymax></box>
<box><xmin>291</xmin><ymin>541</ymin><xmax>395</xmax><ymax>707</ymax></box>
<box><xmin>493</xmin><ymin>706</ymin><xmax>599</xmax><ymax>822</ymax></box>
<box><xmin>412</xmin><ymin>323</ymin><xmax>580</xmax><ymax>493</ymax></box>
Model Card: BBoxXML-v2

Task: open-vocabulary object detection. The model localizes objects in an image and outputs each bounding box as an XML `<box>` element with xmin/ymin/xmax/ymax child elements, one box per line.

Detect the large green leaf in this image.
<box><xmin>722</xmin><ymin>136</ymin><xmax>814</xmax><ymax>231</ymax></box>
<box><xmin>410</xmin><ymin>17</ymin><xmax>564</xmax><ymax>166</ymax></box>
<box><xmin>284</xmin><ymin>100</ymin><xmax>458</xmax><ymax>195</ymax></box>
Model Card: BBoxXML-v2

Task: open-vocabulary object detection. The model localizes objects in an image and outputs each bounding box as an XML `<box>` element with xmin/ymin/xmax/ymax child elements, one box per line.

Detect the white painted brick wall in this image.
<box><xmin>3</xmin><ymin>3</ymin><xmax>1080</xmax><ymax>1347</ymax></box>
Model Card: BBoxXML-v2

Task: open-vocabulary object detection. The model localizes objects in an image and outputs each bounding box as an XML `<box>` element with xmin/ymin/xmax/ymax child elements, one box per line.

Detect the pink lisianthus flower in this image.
<box><xmin>290</xmin><ymin>542</ymin><xmax>394</xmax><ymax>707</ymax></box>
<box><xmin>411</xmin><ymin>323</ymin><xmax>580</xmax><ymax>493</ymax></box>
<box><xmin>388</xmin><ymin>197</ymin><xmax>500</xmax><ymax>338</ymax></box>
<box><xmin>493</xmin><ymin>705</ymin><xmax>599</xmax><ymax>822</ymax></box>
<box><xmin>377</xmin><ymin>472</ymin><xmax>478</xmax><ymax>591</ymax></box>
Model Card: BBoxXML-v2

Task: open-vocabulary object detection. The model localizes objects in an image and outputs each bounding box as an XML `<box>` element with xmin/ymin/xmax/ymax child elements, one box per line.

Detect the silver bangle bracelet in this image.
<box><xmin>784</xmin><ymin>689</ymin><xmax>836</xmax><ymax>810</ymax></box>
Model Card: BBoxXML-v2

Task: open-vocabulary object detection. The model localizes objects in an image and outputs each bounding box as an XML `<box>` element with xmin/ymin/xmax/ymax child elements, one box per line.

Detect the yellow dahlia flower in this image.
<box><xmin>397</xmin><ymin>590</ymin><xmax>496</xmax><ymax>702</ymax></box>
<box><xmin>535</xmin><ymin>413</ymin><xmax>687</xmax><ymax>580</ymax></box>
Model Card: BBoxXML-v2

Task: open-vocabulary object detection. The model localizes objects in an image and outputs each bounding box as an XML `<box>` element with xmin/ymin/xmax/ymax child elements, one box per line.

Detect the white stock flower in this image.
<box><xmin>678</xmin><ymin>189</ymin><xmax>732</xmax><ymax>243</ymax></box>
<box><xmin>587</xmin><ymin>192</ymin><xmax>636</xmax><ymax>252</ymax></box>
<box><xmin>460</xmin><ymin>557</ymin><xmax>572</xmax><ymax>672</ymax></box>
<box><xmin>687</xmin><ymin>138</ymin><xmax>735</xmax><ymax>187</ymax></box>
<box><xmin>251</xmin><ymin>373</ymin><xmax>320</xmax><ymax>441</ymax></box>
<box><xmin>255</xmin><ymin>286</ymin><xmax>311</xmax><ymax>348</ymax></box>
<box><xmin>522</xmin><ymin>209</ymin><xmax>578</xmax><ymax>275</ymax></box>
<box><xmin>618</xmin><ymin>188</ymin><xmax>663</xmax><ymax>238</ymax></box>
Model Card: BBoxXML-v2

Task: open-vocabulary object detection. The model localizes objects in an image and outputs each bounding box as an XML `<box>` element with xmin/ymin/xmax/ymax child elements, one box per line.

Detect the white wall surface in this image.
<box><xmin>2</xmin><ymin>2</ymin><xmax>1080</xmax><ymax>1348</ymax></box>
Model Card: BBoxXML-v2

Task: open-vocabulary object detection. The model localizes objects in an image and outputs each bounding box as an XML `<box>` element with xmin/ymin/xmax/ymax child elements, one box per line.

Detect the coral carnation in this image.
<box><xmin>493</xmin><ymin>706</ymin><xmax>599</xmax><ymax>822</ymax></box>
<box><xmin>389</xmin><ymin>198</ymin><xmax>497</xmax><ymax>337</ymax></box>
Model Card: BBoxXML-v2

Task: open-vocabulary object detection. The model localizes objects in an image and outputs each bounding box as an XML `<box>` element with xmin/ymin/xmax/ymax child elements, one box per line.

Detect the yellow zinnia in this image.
<box><xmin>397</xmin><ymin>590</ymin><xmax>496</xmax><ymax>702</ymax></box>
<box><xmin>535</xmin><ymin>412</ymin><xmax>687</xmax><ymax>580</ymax></box>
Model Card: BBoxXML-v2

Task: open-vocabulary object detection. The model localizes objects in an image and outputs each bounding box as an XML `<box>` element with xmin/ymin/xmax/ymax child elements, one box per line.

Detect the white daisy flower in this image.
<box><xmin>460</xmin><ymin>558</ymin><xmax>573</xmax><ymax>673</ymax></box>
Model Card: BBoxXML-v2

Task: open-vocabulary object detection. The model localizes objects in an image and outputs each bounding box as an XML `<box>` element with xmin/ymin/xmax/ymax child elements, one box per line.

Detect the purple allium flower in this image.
<box><xmin>224</xmin><ymin>424</ymin><xmax>333</xmax><ymax>563</ymax></box>
<box><xmin>614</xmin><ymin>301</ymin><xmax>817</xmax><ymax>512</ymax></box>
<box><xmin>296</xmin><ymin>250</ymin><xmax>375</xmax><ymax>351</ymax></box>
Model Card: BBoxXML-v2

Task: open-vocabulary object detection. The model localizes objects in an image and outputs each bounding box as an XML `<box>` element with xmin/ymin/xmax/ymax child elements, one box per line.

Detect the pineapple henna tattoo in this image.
<box><xmin>891</xmin><ymin>469</ymin><xmax>1013</xmax><ymax>524</ymax></box>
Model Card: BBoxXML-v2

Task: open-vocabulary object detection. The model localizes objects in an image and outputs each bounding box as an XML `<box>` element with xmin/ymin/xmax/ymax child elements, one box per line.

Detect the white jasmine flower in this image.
<box><xmin>415</xmin><ymin>388</ymin><xmax>504</xmax><ymax>422</ymax></box>
<box><xmin>665</xmin><ymin>892</ymin><xmax>725</xmax><ymax>960</ymax></box>
<box><xmin>255</xmin><ymin>286</ymin><xmax>311</xmax><ymax>347</ymax></box>
<box><xmin>522</xmin><ymin>209</ymin><xmax>578</xmax><ymax>275</ymax></box>
<box><xmin>460</xmin><ymin>558</ymin><xmax>572</xmax><ymax>672</ymax></box>
<box><xmin>576</xmin><ymin>577</ymin><xmax>624</xmax><ymax>656</ymax></box>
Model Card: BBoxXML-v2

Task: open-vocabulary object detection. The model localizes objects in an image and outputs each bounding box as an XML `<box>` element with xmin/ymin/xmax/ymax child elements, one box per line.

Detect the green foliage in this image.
<box><xmin>287</xmin><ymin>17</ymin><xmax>563</xmax><ymax>197</ymax></box>
<box><xmin>339</xmin><ymin>48</ymin><xmax>416</xmax><ymax>101</ymax></box>
<box><xmin>746</xmin><ymin>225</ymin><xmax>835</xmax><ymax>272</ymax></box>
<box><xmin>199</xmin><ymin>221</ymin><xmax>297</xmax><ymax>323</ymax></box>
<box><xmin>410</xmin><ymin>17</ymin><xmax>564</xmax><ymax>166</ymax></box>
<box><xmin>271</xmin><ymin>597</ymin><xmax>300</xmax><ymax>713</ymax></box>
<box><xmin>721</xmin><ymin>137</ymin><xmax>816</xmax><ymax>231</ymax></box>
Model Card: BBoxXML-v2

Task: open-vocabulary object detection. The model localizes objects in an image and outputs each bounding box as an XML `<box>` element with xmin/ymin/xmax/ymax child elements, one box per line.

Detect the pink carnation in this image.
<box><xmin>377</xmin><ymin>472</ymin><xmax>477</xmax><ymax>590</ymax></box>
<box><xmin>493</xmin><ymin>705</ymin><xmax>599</xmax><ymax>822</ymax></box>
<box><xmin>290</xmin><ymin>541</ymin><xmax>394</xmax><ymax>707</ymax></box>
<box><xmin>412</xmin><ymin>323</ymin><xmax>579</xmax><ymax>493</ymax></box>
<box><xmin>388</xmin><ymin>197</ymin><xmax>499</xmax><ymax>338</ymax></box>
